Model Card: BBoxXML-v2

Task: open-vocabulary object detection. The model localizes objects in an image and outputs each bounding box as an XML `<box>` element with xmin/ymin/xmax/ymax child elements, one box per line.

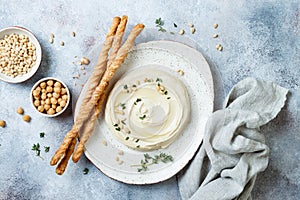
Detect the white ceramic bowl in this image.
<box><xmin>0</xmin><ymin>26</ymin><xmax>42</xmax><ymax>83</ymax></box>
<box><xmin>30</xmin><ymin>77</ymin><xmax>70</xmax><ymax>117</ymax></box>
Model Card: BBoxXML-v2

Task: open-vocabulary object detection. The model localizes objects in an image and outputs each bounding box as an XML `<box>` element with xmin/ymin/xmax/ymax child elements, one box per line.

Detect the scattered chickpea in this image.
<box><xmin>17</xmin><ymin>107</ymin><xmax>24</xmax><ymax>115</ymax></box>
<box><xmin>23</xmin><ymin>115</ymin><xmax>31</xmax><ymax>122</ymax></box>
<box><xmin>0</xmin><ymin>120</ymin><xmax>6</xmax><ymax>128</ymax></box>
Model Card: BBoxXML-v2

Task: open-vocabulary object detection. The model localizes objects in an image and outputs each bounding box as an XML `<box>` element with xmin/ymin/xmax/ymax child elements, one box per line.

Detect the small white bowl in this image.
<box><xmin>30</xmin><ymin>77</ymin><xmax>70</xmax><ymax>117</ymax></box>
<box><xmin>0</xmin><ymin>26</ymin><xmax>42</xmax><ymax>83</ymax></box>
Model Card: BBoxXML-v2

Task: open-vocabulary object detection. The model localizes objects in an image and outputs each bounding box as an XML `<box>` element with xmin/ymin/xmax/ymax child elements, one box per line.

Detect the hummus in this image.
<box><xmin>105</xmin><ymin>66</ymin><xmax>190</xmax><ymax>151</ymax></box>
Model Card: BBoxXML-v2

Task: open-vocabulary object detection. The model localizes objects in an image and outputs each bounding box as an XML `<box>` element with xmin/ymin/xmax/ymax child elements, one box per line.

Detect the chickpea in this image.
<box><xmin>56</xmin><ymin>106</ymin><xmax>62</xmax><ymax>113</ymax></box>
<box><xmin>34</xmin><ymin>99</ymin><xmax>40</xmax><ymax>107</ymax></box>
<box><xmin>42</xmin><ymin>89</ymin><xmax>46</xmax><ymax>93</ymax></box>
<box><xmin>37</xmin><ymin>106</ymin><xmax>44</xmax><ymax>112</ymax></box>
<box><xmin>33</xmin><ymin>90</ymin><xmax>40</xmax><ymax>97</ymax></box>
<box><xmin>53</xmin><ymin>92</ymin><xmax>60</xmax><ymax>99</ymax></box>
<box><xmin>45</xmin><ymin>98</ymin><xmax>51</xmax><ymax>105</ymax></box>
<box><xmin>57</xmin><ymin>98</ymin><xmax>62</xmax><ymax>103</ymax></box>
<box><xmin>35</xmin><ymin>86</ymin><xmax>41</xmax><ymax>92</ymax></box>
<box><xmin>17</xmin><ymin>107</ymin><xmax>24</xmax><ymax>114</ymax></box>
<box><xmin>34</xmin><ymin>95</ymin><xmax>40</xmax><ymax>100</ymax></box>
<box><xmin>51</xmin><ymin>97</ymin><xmax>57</xmax><ymax>104</ymax></box>
<box><xmin>46</xmin><ymin>86</ymin><xmax>53</xmax><ymax>93</ymax></box>
<box><xmin>44</xmin><ymin>104</ymin><xmax>50</xmax><ymax>111</ymax></box>
<box><xmin>62</xmin><ymin>94</ymin><xmax>68</xmax><ymax>101</ymax></box>
<box><xmin>60</xmin><ymin>100</ymin><xmax>66</xmax><ymax>107</ymax></box>
<box><xmin>0</xmin><ymin>120</ymin><xmax>6</xmax><ymax>128</ymax></box>
<box><xmin>47</xmin><ymin>93</ymin><xmax>52</xmax><ymax>98</ymax></box>
<box><xmin>47</xmin><ymin>108</ymin><xmax>55</xmax><ymax>115</ymax></box>
<box><xmin>23</xmin><ymin>115</ymin><xmax>31</xmax><ymax>122</ymax></box>
<box><xmin>47</xmin><ymin>80</ymin><xmax>54</xmax><ymax>86</ymax></box>
<box><xmin>54</xmin><ymin>81</ymin><xmax>61</xmax><ymax>88</ymax></box>
<box><xmin>52</xmin><ymin>104</ymin><xmax>57</xmax><ymax>109</ymax></box>
<box><xmin>54</xmin><ymin>87</ymin><xmax>61</xmax><ymax>93</ymax></box>
<box><xmin>61</xmin><ymin>88</ymin><xmax>67</xmax><ymax>95</ymax></box>
<box><xmin>40</xmin><ymin>82</ymin><xmax>46</xmax><ymax>89</ymax></box>
<box><xmin>41</xmin><ymin>93</ymin><xmax>47</xmax><ymax>100</ymax></box>
<box><xmin>40</xmin><ymin>100</ymin><xmax>45</xmax><ymax>105</ymax></box>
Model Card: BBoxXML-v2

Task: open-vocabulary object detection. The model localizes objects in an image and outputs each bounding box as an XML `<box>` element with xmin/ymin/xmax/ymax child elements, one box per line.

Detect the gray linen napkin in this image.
<box><xmin>178</xmin><ymin>77</ymin><xmax>288</xmax><ymax>200</ymax></box>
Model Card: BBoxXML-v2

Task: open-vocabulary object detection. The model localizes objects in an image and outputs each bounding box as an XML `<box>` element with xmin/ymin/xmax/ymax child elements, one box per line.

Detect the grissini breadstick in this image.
<box><xmin>55</xmin><ymin>137</ymin><xmax>77</xmax><ymax>175</ymax></box>
<box><xmin>107</xmin><ymin>15</ymin><xmax>128</xmax><ymax>67</ymax></box>
<box><xmin>72</xmin><ymin>24</ymin><xmax>145</xmax><ymax>162</ymax></box>
<box><xmin>50</xmin><ymin>17</ymin><xmax>121</xmax><ymax>167</ymax></box>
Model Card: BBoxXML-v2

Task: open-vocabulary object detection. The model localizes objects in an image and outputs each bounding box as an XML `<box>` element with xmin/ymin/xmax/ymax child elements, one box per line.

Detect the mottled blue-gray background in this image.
<box><xmin>0</xmin><ymin>0</ymin><xmax>299</xmax><ymax>199</ymax></box>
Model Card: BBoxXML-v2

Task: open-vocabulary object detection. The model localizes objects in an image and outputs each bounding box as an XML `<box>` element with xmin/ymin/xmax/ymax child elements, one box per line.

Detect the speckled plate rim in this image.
<box><xmin>75</xmin><ymin>40</ymin><xmax>214</xmax><ymax>184</ymax></box>
<box><xmin>0</xmin><ymin>26</ymin><xmax>42</xmax><ymax>83</ymax></box>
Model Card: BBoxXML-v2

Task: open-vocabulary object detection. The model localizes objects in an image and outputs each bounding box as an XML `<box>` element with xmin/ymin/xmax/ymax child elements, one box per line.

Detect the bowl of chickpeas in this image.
<box><xmin>30</xmin><ymin>77</ymin><xmax>70</xmax><ymax>117</ymax></box>
<box><xmin>0</xmin><ymin>26</ymin><xmax>42</xmax><ymax>83</ymax></box>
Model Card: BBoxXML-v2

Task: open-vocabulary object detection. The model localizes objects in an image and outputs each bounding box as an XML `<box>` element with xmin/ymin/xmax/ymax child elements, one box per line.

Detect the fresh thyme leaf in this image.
<box><xmin>164</xmin><ymin>91</ymin><xmax>168</xmax><ymax>95</ymax></box>
<box><xmin>139</xmin><ymin>115</ymin><xmax>146</xmax><ymax>120</ymax></box>
<box><xmin>136</xmin><ymin>98</ymin><xmax>142</xmax><ymax>102</ymax></box>
<box><xmin>158</xmin><ymin>26</ymin><xmax>166</xmax><ymax>32</ymax></box>
<box><xmin>32</xmin><ymin>143</ymin><xmax>41</xmax><ymax>156</ymax></box>
<box><xmin>44</xmin><ymin>146</ymin><xmax>50</xmax><ymax>153</ymax></box>
<box><xmin>155</xmin><ymin>18</ymin><xmax>164</xmax><ymax>26</ymax></box>
<box><xmin>115</xmin><ymin>127</ymin><xmax>121</xmax><ymax>131</ymax></box>
<box><xmin>173</xmin><ymin>23</ymin><xmax>177</xmax><ymax>28</ymax></box>
<box><xmin>167</xmin><ymin>97</ymin><xmax>171</xmax><ymax>99</ymax></box>
<box><xmin>125</xmin><ymin>137</ymin><xmax>129</xmax><ymax>140</ymax></box>
<box><xmin>132</xmin><ymin>84</ymin><xmax>136</xmax><ymax>88</ymax></box>
<box><xmin>113</xmin><ymin>123</ymin><xmax>118</xmax><ymax>127</ymax></box>
<box><xmin>156</xmin><ymin>78</ymin><xmax>163</xmax><ymax>82</ymax></box>
<box><xmin>119</xmin><ymin>103</ymin><xmax>126</xmax><ymax>110</ymax></box>
<box><xmin>83</xmin><ymin>168</ymin><xmax>89</xmax><ymax>175</ymax></box>
<box><xmin>170</xmin><ymin>32</ymin><xmax>175</xmax><ymax>35</ymax></box>
<box><xmin>123</xmin><ymin>85</ymin><xmax>128</xmax><ymax>89</ymax></box>
<box><xmin>135</xmin><ymin>139</ymin><xmax>140</xmax><ymax>143</ymax></box>
<box><xmin>39</xmin><ymin>132</ymin><xmax>45</xmax><ymax>138</ymax></box>
<box><xmin>121</xmin><ymin>120</ymin><xmax>126</xmax><ymax>125</ymax></box>
<box><xmin>133</xmin><ymin>153</ymin><xmax>173</xmax><ymax>172</ymax></box>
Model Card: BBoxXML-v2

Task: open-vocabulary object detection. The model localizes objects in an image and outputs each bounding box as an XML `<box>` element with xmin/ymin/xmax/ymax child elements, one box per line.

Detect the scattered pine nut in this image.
<box><xmin>77</xmin><ymin>61</ymin><xmax>82</xmax><ymax>65</ymax></box>
<box><xmin>50</xmin><ymin>33</ymin><xmax>55</xmax><ymax>38</ymax></box>
<box><xmin>71</xmin><ymin>32</ymin><xmax>76</xmax><ymax>37</ymax></box>
<box><xmin>23</xmin><ymin>115</ymin><xmax>31</xmax><ymax>122</ymax></box>
<box><xmin>0</xmin><ymin>120</ymin><xmax>6</xmax><ymax>128</ymax></box>
<box><xmin>115</xmin><ymin>156</ymin><xmax>120</xmax><ymax>162</ymax></box>
<box><xmin>188</xmin><ymin>23</ymin><xmax>194</xmax><ymax>28</ymax></box>
<box><xmin>179</xmin><ymin>29</ymin><xmax>185</xmax><ymax>35</ymax></box>
<box><xmin>118</xmin><ymin>160</ymin><xmax>124</xmax><ymax>165</ymax></box>
<box><xmin>102</xmin><ymin>140</ymin><xmax>108</xmax><ymax>146</ymax></box>
<box><xmin>81</xmin><ymin>57</ymin><xmax>90</xmax><ymax>65</ymax></box>
<box><xmin>216</xmin><ymin>44</ymin><xmax>223</xmax><ymax>51</ymax></box>
<box><xmin>190</xmin><ymin>27</ymin><xmax>195</xmax><ymax>34</ymax></box>
<box><xmin>60</xmin><ymin>41</ymin><xmax>64</xmax><ymax>46</ymax></box>
<box><xmin>213</xmin><ymin>23</ymin><xmax>218</xmax><ymax>29</ymax></box>
<box><xmin>17</xmin><ymin>107</ymin><xmax>24</xmax><ymax>115</ymax></box>
<box><xmin>118</xmin><ymin>150</ymin><xmax>124</xmax><ymax>155</ymax></box>
<box><xmin>177</xmin><ymin>69</ymin><xmax>184</xmax><ymax>76</ymax></box>
<box><xmin>213</xmin><ymin>34</ymin><xmax>218</xmax><ymax>38</ymax></box>
<box><xmin>49</xmin><ymin>38</ymin><xmax>53</xmax><ymax>44</ymax></box>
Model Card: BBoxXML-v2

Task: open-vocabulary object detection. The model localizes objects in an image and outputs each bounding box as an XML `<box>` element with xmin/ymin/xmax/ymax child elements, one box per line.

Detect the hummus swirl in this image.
<box><xmin>105</xmin><ymin>66</ymin><xmax>190</xmax><ymax>151</ymax></box>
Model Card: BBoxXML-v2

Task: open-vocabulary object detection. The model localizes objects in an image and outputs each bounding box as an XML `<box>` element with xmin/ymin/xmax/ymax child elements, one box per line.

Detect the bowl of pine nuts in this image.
<box><xmin>0</xmin><ymin>26</ymin><xmax>42</xmax><ymax>83</ymax></box>
<box><xmin>30</xmin><ymin>77</ymin><xmax>70</xmax><ymax>117</ymax></box>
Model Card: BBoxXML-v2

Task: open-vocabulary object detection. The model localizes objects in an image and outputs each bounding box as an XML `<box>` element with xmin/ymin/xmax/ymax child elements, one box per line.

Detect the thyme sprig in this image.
<box><xmin>132</xmin><ymin>153</ymin><xmax>174</xmax><ymax>172</ymax></box>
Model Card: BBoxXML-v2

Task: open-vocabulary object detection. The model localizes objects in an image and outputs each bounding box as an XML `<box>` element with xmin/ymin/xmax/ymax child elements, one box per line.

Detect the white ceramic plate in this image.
<box><xmin>0</xmin><ymin>26</ymin><xmax>42</xmax><ymax>83</ymax></box>
<box><xmin>75</xmin><ymin>41</ymin><xmax>214</xmax><ymax>184</ymax></box>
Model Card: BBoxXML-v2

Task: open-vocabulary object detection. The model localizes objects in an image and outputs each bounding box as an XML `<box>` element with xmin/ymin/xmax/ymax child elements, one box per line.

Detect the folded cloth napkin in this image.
<box><xmin>178</xmin><ymin>77</ymin><xmax>288</xmax><ymax>200</ymax></box>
